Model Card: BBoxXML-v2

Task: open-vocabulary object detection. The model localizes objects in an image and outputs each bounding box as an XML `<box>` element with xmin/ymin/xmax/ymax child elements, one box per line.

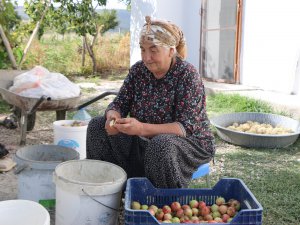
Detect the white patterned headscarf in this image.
<box><xmin>139</xmin><ymin>16</ymin><xmax>187</xmax><ymax>59</ymax></box>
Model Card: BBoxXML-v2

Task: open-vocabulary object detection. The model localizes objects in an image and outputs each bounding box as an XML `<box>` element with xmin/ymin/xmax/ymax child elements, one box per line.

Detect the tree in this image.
<box><xmin>81</xmin><ymin>9</ymin><xmax>119</xmax><ymax>68</ymax></box>
<box><xmin>24</xmin><ymin>0</ymin><xmax>121</xmax><ymax>74</ymax></box>
<box><xmin>2</xmin><ymin>0</ymin><xmax>122</xmax><ymax>72</ymax></box>
<box><xmin>119</xmin><ymin>0</ymin><xmax>131</xmax><ymax>9</ymax></box>
<box><xmin>98</xmin><ymin>9</ymin><xmax>118</xmax><ymax>35</ymax></box>
<box><xmin>0</xmin><ymin>0</ymin><xmax>21</xmax><ymax>69</ymax></box>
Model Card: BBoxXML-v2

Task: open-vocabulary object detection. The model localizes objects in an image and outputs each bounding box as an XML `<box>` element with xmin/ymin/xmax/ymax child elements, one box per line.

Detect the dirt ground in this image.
<box><xmin>0</xmin><ymin>80</ymin><xmax>123</xmax><ymax>224</ymax></box>
<box><xmin>0</xmin><ymin>79</ymin><xmax>238</xmax><ymax>225</ymax></box>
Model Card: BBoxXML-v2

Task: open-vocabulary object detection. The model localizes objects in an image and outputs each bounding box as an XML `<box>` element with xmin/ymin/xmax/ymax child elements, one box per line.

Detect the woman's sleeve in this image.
<box><xmin>106</xmin><ymin>69</ymin><xmax>135</xmax><ymax>118</ymax></box>
<box><xmin>174</xmin><ymin>64</ymin><xmax>208</xmax><ymax>137</ymax></box>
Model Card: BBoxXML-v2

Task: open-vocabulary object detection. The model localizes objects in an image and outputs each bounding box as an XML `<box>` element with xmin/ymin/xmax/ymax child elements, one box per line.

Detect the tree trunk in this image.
<box><xmin>81</xmin><ymin>36</ymin><xmax>86</xmax><ymax>67</ymax></box>
<box><xmin>0</xmin><ymin>25</ymin><xmax>18</xmax><ymax>69</ymax></box>
<box><xmin>18</xmin><ymin>3</ymin><xmax>49</xmax><ymax>69</ymax></box>
<box><xmin>84</xmin><ymin>35</ymin><xmax>97</xmax><ymax>74</ymax></box>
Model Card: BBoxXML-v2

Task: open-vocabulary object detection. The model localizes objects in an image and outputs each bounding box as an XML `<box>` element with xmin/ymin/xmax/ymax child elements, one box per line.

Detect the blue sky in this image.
<box><xmin>16</xmin><ymin>0</ymin><xmax>127</xmax><ymax>9</ymax></box>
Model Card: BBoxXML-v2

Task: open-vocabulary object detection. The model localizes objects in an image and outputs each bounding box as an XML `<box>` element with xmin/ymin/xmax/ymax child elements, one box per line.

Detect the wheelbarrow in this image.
<box><xmin>0</xmin><ymin>70</ymin><xmax>118</xmax><ymax>145</ymax></box>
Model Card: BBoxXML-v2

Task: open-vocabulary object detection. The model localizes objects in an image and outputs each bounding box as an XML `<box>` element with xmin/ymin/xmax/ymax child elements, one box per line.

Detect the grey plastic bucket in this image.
<box><xmin>14</xmin><ymin>145</ymin><xmax>79</xmax><ymax>202</ymax></box>
<box><xmin>53</xmin><ymin>159</ymin><xmax>127</xmax><ymax>225</ymax></box>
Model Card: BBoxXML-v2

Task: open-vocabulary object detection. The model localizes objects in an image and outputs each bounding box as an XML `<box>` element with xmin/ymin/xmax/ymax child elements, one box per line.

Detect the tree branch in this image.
<box><xmin>0</xmin><ymin>25</ymin><xmax>18</xmax><ymax>69</ymax></box>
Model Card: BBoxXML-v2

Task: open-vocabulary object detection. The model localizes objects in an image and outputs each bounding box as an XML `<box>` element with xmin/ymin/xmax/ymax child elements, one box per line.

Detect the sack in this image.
<box><xmin>0</xmin><ymin>157</ymin><xmax>16</xmax><ymax>172</ymax></box>
<box><xmin>9</xmin><ymin>66</ymin><xmax>80</xmax><ymax>99</ymax></box>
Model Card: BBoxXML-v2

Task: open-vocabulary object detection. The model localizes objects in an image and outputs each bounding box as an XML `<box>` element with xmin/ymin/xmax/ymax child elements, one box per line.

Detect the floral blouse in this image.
<box><xmin>107</xmin><ymin>57</ymin><xmax>214</xmax><ymax>145</ymax></box>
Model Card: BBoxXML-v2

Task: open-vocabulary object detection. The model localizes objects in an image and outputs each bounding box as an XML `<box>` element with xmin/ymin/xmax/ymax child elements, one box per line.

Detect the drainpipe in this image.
<box><xmin>291</xmin><ymin>51</ymin><xmax>300</xmax><ymax>95</ymax></box>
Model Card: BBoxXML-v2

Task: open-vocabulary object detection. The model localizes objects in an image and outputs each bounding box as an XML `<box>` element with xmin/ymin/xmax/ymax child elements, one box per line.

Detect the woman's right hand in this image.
<box><xmin>105</xmin><ymin>110</ymin><xmax>121</xmax><ymax>135</ymax></box>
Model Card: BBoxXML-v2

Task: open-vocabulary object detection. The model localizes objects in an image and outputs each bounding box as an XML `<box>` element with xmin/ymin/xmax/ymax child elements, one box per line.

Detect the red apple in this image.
<box><xmin>191</xmin><ymin>216</ymin><xmax>200</xmax><ymax>223</ymax></box>
<box><xmin>182</xmin><ymin>204</ymin><xmax>191</xmax><ymax>210</ymax></box>
<box><xmin>231</xmin><ymin>200</ymin><xmax>241</xmax><ymax>211</ymax></box>
<box><xmin>149</xmin><ymin>205</ymin><xmax>158</xmax><ymax>213</ymax></box>
<box><xmin>198</xmin><ymin>201</ymin><xmax>206</xmax><ymax>209</ymax></box>
<box><xmin>215</xmin><ymin>197</ymin><xmax>226</xmax><ymax>206</ymax></box>
<box><xmin>218</xmin><ymin>205</ymin><xmax>228</xmax><ymax>215</ymax></box>
<box><xmin>131</xmin><ymin>201</ymin><xmax>141</xmax><ymax>210</ymax></box>
<box><xmin>200</xmin><ymin>206</ymin><xmax>211</xmax><ymax>216</ymax></box>
<box><xmin>222</xmin><ymin>214</ymin><xmax>230</xmax><ymax>222</ymax></box>
<box><xmin>155</xmin><ymin>209</ymin><xmax>164</xmax><ymax>220</ymax></box>
<box><xmin>171</xmin><ymin>217</ymin><xmax>180</xmax><ymax>223</ymax></box>
<box><xmin>162</xmin><ymin>205</ymin><xmax>172</xmax><ymax>214</ymax></box>
<box><xmin>170</xmin><ymin>201</ymin><xmax>181</xmax><ymax>212</ymax></box>
<box><xmin>189</xmin><ymin>199</ymin><xmax>199</xmax><ymax>208</ymax></box>
<box><xmin>227</xmin><ymin>206</ymin><xmax>236</xmax><ymax>217</ymax></box>
<box><xmin>204</xmin><ymin>214</ymin><xmax>213</xmax><ymax>221</ymax></box>
<box><xmin>191</xmin><ymin>207</ymin><xmax>199</xmax><ymax>216</ymax></box>
<box><xmin>163</xmin><ymin>213</ymin><xmax>172</xmax><ymax>221</ymax></box>
<box><xmin>210</xmin><ymin>204</ymin><xmax>219</xmax><ymax>213</ymax></box>
<box><xmin>175</xmin><ymin>208</ymin><xmax>184</xmax><ymax>218</ymax></box>
<box><xmin>148</xmin><ymin>208</ymin><xmax>155</xmax><ymax>216</ymax></box>
<box><xmin>183</xmin><ymin>207</ymin><xmax>193</xmax><ymax>217</ymax></box>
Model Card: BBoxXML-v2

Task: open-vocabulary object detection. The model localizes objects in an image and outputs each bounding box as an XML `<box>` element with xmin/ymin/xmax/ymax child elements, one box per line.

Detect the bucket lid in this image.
<box><xmin>53</xmin><ymin>159</ymin><xmax>127</xmax><ymax>196</ymax></box>
<box><xmin>14</xmin><ymin>145</ymin><xmax>79</xmax><ymax>170</ymax></box>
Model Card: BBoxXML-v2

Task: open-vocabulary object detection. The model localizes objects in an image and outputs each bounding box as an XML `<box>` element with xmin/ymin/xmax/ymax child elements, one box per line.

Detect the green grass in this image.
<box><xmin>0</xmin><ymin>99</ymin><xmax>11</xmax><ymax>114</ymax></box>
<box><xmin>207</xmin><ymin>137</ymin><xmax>300</xmax><ymax>225</ymax></box>
<box><xmin>206</xmin><ymin>92</ymin><xmax>292</xmax><ymax>118</ymax></box>
<box><xmin>190</xmin><ymin>92</ymin><xmax>300</xmax><ymax>225</ymax></box>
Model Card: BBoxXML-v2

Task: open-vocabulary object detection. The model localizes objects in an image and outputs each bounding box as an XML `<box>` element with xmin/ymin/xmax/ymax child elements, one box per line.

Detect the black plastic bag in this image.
<box><xmin>0</xmin><ymin>143</ymin><xmax>9</xmax><ymax>158</ymax></box>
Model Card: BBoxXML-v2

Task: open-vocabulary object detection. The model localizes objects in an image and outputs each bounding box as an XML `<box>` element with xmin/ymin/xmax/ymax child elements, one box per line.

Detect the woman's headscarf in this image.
<box><xmin>139</xmin><ymin>16</ymin><xmax>187</xmax><ymax>59</ymax></box>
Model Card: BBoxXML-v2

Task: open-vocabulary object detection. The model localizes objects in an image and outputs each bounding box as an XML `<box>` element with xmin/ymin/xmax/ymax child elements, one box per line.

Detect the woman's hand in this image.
<box><xmin>113</xmin><ymin>117</ymin><xmax>144</xmax><ymax>136</ymax></box>
<box><xmin>105</xmin><ymin>110</ymin><xmax>121</xmax><ymax>135</ymax></box>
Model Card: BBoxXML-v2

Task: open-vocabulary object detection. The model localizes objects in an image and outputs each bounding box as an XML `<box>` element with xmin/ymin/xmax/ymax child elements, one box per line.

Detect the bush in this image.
<box><xmin>21</xmin><ymin>32</ymin><xmax>130</xmax><ymax>77</ymax></box>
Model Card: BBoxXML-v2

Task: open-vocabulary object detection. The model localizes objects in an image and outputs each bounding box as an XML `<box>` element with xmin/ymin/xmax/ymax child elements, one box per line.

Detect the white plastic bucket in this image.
<box><xmin>0</xmin><ymin>199</ymin><xmax>50</xmax><ymax>225</ymax></box>
<box><xmin>53</xmin><ymin>120</ymin><xmax>88</xmax><ymax>159</ymax></box>
<box><xmin>53</xmin><ymin>159</ymin><xmax>127</xmax><ymax>225</ymax></box>
<box><xmin>14</xmin><ymin>145</ymin><xmax>79</xmax><ymax>202</ymax></box>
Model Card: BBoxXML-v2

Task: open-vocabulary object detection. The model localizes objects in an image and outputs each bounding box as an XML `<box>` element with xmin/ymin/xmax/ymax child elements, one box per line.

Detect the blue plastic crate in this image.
<box><xmin>124</xmin><ymin>178</ymin><xmax>263</xmax><ymax>225</ymax></box>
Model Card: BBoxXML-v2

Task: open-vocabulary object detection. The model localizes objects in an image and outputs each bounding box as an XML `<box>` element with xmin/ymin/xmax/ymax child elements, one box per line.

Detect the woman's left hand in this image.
<box><xmin>114</xmin><ymin>117</ymin><xmax>144</xmax><ymax>136</ymax></box>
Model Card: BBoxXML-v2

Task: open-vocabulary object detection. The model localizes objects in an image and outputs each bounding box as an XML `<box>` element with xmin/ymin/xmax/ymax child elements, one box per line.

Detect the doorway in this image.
<box><xmin>200</xmin><ymin>0</ymin><xmax>243</xmax><ymax>83</ymax></box>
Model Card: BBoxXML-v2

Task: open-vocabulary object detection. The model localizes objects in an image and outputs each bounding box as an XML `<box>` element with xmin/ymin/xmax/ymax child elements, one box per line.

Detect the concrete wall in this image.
<box><xmin>240</xmin><ymin>0</ymin><xmax>300</xmax><ymax>94</ymax></box>
<box><xmin>130</xmin><ymin>0</ymin><xmax>201</xmax><ymax>70</ymax></box>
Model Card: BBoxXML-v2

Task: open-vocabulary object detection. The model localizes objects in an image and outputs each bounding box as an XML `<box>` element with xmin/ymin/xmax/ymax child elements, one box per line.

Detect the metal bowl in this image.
<box><xmin>210</xmin><ymin>112</ymin><xmax>300</xmax><ymax>148</ymax></box>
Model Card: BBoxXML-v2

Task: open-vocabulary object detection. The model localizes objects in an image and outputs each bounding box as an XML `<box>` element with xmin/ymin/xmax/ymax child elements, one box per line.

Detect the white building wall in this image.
<box><xmin>240</xmin><ymin>0</ymin><xmax>300</xmax><ymax>94</ymax></box>
<box><xmin>130</xmin><ymin>0</ymin><xmax>201</xmax><ymax>70</ymax></box>
<box><xmin>130</xmin><ymin>0</ymin><xmax>300</xmax><ymax>95</ymax></box>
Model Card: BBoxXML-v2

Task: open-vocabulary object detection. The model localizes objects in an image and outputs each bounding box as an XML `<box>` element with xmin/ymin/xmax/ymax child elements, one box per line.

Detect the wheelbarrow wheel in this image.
<box><xmin>13</xmin><ymin>107</ymin><xmax>36</xmax><ymax>131</ymax></box>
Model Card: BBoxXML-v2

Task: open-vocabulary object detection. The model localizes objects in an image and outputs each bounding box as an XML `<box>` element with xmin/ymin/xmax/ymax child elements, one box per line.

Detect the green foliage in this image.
<box><xmin>0</xmin><ymin>0</ymin><xmax>21</xmax><ymax>31</ymax></box>
<box><xmin>0</xmin><ymin>0</ymin><xmax>21</xmax><ymax>69</ymax></box>
<box><xmin>51</xmin><ymin>0</ymin><xmax>107</xmax><ymax>36</ymax></box>
<box><xmin>98</xmin><ymin>9</ymin><xmax>119</xmax><ymax>34</ymax></box>
<box><xmin>13</xmin><ymin>47</ymin><xmax>23</xmax><ymax>64</ymax></box>
<box><xmin>0</xmin><ymin>99</ymin><xmax>11</xmax><ymax>114</ymax></box>
<box><xmin>0</xmin><ymin>51</ymin><xmax>9</xmax><ymax>69</ymax></box>
<box><xmin>23</xmin><ymin>0</ymin><xmax>117</xmax><ymax>38</ymax></box>
<box><xmin>23</xmin><ymin>36</ymin><xmax>82</xmax><ymax>74</ymax></box>
<box><xmin>11</xmin><ymin>22</ymin><xmax>35</xmax><ymax>43</ymax></box>
<box><xmin>206</xmin><ymin>92</ymin><xmax>292</xmax><ymax>119</ymax></box>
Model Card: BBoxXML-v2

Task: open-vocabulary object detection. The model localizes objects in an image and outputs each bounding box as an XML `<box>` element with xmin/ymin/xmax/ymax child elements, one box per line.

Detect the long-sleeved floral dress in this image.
<box><xmin>86</xmin><ymin>57</ymin><xmax>215</xmax><ymax>188</ymax></box>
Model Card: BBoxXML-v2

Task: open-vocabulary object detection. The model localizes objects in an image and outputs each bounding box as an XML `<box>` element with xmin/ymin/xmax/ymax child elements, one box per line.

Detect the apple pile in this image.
<box><xmin>130</xmin><ymin>197</ymin><xmax>241</xmax><ymax>223</ymax></box>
